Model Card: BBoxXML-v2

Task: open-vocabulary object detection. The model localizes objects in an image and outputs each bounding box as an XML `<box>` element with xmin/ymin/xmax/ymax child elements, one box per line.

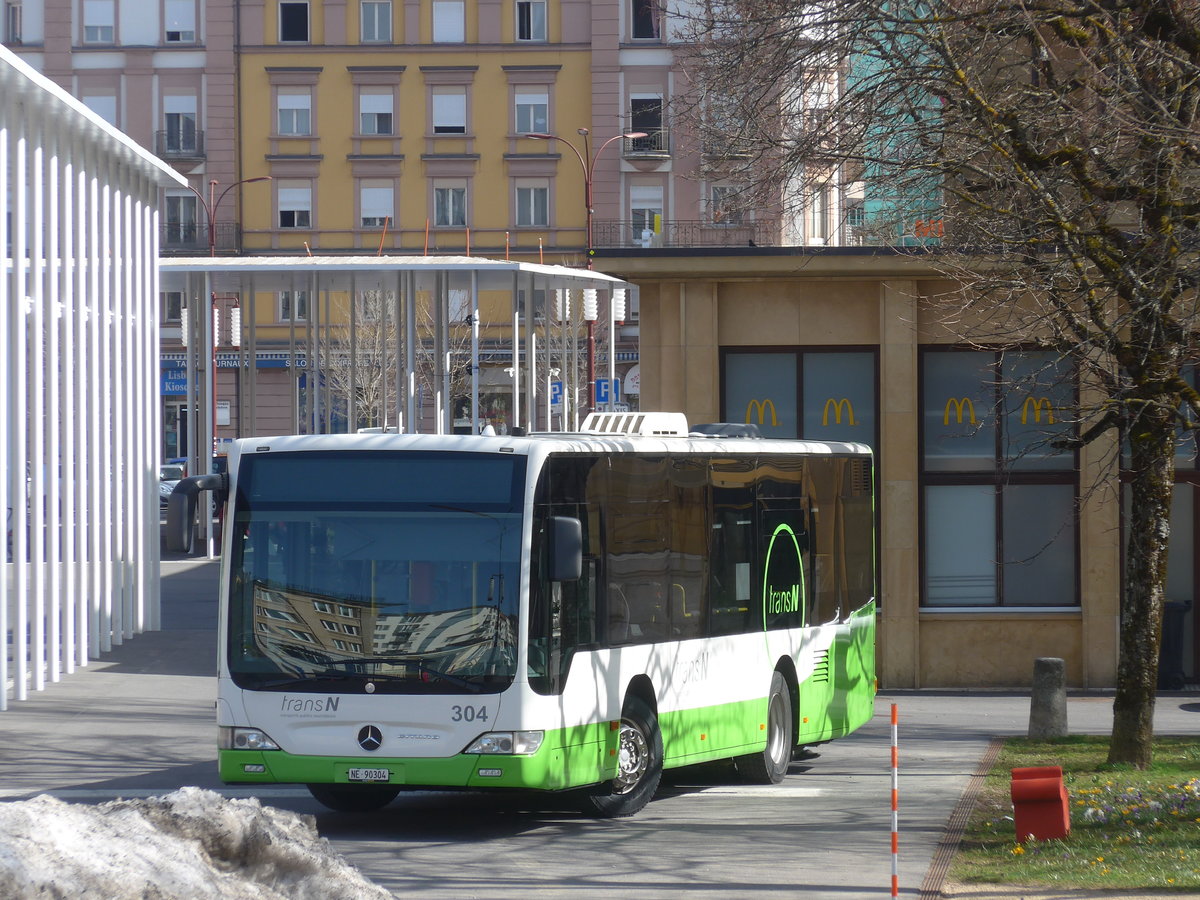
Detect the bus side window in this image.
<box><xmin>708</xmin><ymin>501</ymin><xmax>755</xmax><ymax>635</ymax></box>
<box><xmin>668</xmin><ymin>458</ymin><xmax>707</xmax><ymax>640</ymax></box>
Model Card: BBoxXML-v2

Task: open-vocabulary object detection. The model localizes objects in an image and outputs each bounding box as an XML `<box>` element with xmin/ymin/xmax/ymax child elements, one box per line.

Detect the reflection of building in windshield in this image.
<box><xmin>251</xmin><ymin>583</ymin><xmax>516</xmax><ymax>675</ymax></box>
<box><xmin>373</xmin><ymin>607</ymin><xmax>515</xmax><ymax>657</ymax></box>
<box><xmin>253</xmin><ymin>584</ymin><xmax>375</xmax><ymax>660</ymax></box>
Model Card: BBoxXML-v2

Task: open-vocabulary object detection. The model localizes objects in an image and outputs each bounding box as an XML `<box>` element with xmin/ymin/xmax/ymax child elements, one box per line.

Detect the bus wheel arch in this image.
<box><xmin>579</xmin><ymin>681</ymin><xmax>662</xmax><ymax>818</ymax></box>
<box><xmin>735</xmin><ymin>665</ymin><xmax>795</xmax><ymax>785</ymax></box>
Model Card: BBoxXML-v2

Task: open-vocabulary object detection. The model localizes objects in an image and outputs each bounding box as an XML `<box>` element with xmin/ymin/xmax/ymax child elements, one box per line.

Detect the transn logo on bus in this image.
<box><xmin>280</xmin><ymin>695</ymin><xmax>340</xmax><ymax>714</ymax></box>
<box><xmin>768</xmin><ymin>584</ymin><xmax>800</xmax><ymax>615</ymax></box>
<box><xmin>762</xmin><ymin>523</ymin><xmax>806</xmax><ymax>625</ymax></box>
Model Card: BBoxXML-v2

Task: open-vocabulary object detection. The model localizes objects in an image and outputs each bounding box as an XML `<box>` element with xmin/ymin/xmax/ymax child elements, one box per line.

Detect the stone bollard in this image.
<box><xmin>1028</xmin><ymin>657</ymin><xmax>1068</xmax><ymax>739</ymax></box>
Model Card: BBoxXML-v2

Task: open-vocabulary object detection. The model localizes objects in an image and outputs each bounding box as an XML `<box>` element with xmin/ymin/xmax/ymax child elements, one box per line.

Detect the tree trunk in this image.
<box><xmin>1108</xmin><ymin>407</ymin><xmax>1175</xmax><ymax>767</ymax></box>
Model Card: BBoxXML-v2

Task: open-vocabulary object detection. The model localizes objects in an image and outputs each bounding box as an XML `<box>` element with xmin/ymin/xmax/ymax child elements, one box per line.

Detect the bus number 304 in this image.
<box><xmin>451</xmin><ymin>705</ymin><xmax>488</xmax><ymax>723</ymax></box>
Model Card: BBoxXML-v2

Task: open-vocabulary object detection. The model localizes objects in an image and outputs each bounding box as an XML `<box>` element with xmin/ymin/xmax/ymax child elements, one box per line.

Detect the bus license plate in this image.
<box><xmin>347</xmin><ymin>768</ymin><xmax>390</xmax><ymax>783</ymax></box>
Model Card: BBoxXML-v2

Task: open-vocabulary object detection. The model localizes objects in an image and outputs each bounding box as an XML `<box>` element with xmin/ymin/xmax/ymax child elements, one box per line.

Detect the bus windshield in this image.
<box><xmin>226</xmin><ymin>451</ymin><xmax>525</xmax><ymax>694</ymax></box>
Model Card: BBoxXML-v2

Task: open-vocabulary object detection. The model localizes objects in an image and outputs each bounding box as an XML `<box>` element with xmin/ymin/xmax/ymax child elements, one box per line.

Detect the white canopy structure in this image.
<box><xmin>2</xmin><ymin>46</ymin><xmax>186</xmax><ymax>708</ymax></box>
<box><xmin>160</xmin><ymin>253</ymin><xmax>634</xmax><ymax>459</ymax></box>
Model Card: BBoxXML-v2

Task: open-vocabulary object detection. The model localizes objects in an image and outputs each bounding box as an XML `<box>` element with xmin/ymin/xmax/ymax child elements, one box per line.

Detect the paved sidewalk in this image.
<box><xmin>2</xmin><ymin>558</ymin><xmax>1199</xmax><ymax>899</ymax></box>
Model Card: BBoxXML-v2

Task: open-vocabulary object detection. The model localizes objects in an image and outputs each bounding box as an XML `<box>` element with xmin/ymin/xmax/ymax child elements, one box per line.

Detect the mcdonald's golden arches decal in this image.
<box><xmin>723</xmin><ymin>350</ymin><xmax>875</xmax><ymax>447</ymax></box>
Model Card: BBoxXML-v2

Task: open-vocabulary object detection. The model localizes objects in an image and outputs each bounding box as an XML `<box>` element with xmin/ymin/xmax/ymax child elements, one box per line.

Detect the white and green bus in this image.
<box><xmin>168</xmin><ymin>413</ymin><xmax>876</xmax><ymax>817</ymax></box>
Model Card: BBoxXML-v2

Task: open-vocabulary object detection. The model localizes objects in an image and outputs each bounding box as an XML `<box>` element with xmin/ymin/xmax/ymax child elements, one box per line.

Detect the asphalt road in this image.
<box><xmin>2</xmin><ymin>558</ymin><xmax>1198</xmax><ymax>899</ymax></box>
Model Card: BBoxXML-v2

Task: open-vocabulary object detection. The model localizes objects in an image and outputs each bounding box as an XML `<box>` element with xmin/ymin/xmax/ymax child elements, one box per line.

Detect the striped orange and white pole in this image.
<box><xmin>891</xmin><ymin>703</ymin><xmax>900</xmax><ymax>897</ymax></box>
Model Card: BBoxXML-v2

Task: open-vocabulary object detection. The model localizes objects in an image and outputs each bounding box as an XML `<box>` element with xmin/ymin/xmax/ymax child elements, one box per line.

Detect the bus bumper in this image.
<box><xmin>220</xmin><ymin>723</ymin><xmax>617</xmax><ymax>791</ymax></box>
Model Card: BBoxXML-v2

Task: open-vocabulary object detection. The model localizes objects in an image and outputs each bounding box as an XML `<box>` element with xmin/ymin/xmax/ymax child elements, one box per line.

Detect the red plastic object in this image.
<box><xmin>1010</xmin><ymin>765</ymin><xmax>1070</xmax><ymax>842</ymax></box>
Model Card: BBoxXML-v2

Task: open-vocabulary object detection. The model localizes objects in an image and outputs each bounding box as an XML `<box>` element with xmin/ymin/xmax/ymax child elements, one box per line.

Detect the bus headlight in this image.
<box><xmin>218</xmin><ymin>726</ymin><xmax>280</xmax><ymax>751</ymax></box>
<box><xmin>464</xmin><ymin>731</ymin><xmax>544</xmax><ymax>755</ymax></box>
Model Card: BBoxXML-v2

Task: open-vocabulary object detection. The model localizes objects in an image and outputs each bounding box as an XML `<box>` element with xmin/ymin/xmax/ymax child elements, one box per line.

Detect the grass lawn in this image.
<box><xmin>948</xmin><ymin>736</ymin><xmax>1200</xmax><ymax>891</ymax></box>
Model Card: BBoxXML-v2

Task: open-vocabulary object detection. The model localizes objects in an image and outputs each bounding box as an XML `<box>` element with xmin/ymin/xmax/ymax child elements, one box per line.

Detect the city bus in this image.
<box><xmin>167</xmin><ymin>412</ymin><xmax>877</xmax><ymax>817</ymax></box>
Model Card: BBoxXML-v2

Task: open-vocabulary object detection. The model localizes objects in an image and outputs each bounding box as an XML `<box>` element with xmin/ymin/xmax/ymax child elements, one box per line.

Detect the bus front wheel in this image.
<box><xmin>735</xmin><ymin>670</ymin><xmax>793</xmax><ymax>784</ymax></box>
<box><xmin>580</xmin><ymin>696</ymin><xmax>663</xmax><ymax>818</ymax></box>
<box><xmin>307</xmin><ymin>783</ymin><xmax>401</xmax><ymax>812</ymax></box>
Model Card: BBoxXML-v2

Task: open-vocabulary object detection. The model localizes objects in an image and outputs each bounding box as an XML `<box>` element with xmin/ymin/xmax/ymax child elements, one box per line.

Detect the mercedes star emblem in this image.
<box><xmin>357</xmin><ymin>725</ymin><xmax>383</xmax><ymax>751</ymax></box>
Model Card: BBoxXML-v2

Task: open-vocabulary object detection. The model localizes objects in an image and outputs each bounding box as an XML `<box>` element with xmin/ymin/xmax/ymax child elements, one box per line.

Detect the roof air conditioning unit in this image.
<box><xmin>578</xmin><ymin>412</ymin><xmax>689</xmax><ymax>436</ymax></box>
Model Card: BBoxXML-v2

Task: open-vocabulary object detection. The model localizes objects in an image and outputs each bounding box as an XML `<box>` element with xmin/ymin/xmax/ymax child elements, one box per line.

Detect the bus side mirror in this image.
<box><xmin>165</xmin><ymin>473</ymin><xmax>227</xmax><ymax>554</ymax></box>
<box><xmin>548</xmin><ymin>516</ymin><xmax>583</xmax><ymax>582</ymax></box>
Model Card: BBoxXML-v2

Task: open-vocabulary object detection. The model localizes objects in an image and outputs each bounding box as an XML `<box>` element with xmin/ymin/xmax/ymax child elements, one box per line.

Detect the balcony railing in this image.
<box><xmin>593</xmin><ymin>219</ymin><xmax>779</xmax><ymax>249</ymax></box>
<box><xmin>624</xmin><ymin>128</ymin><xmax>670</xmax><ymax>157</ymax></box>
<box><xmin>160</xmin><ymin>222</ymin><xmax>242</xmax><ymax>255</ymax></box>
<box><xmin>155</xmin><ymin>129</ymin><xmax>205</xmax><ymax>159</ymax></box>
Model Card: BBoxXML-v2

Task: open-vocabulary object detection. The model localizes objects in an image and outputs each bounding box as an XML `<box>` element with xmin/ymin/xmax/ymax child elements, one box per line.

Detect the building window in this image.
<box><xmin>517</xmin><ymin>288</ymin><xmax>546</xmax><ymax>319</ymax></box>
<box><xmin>5</xmin><ymin>1</ymin><xmax>23</xmax><ymax>44</ymax></box>
<box><xmin>630</xmin><ymin>184</ymin><xmax>663</xmax><ymax>236</ymax></box>
<box><xmin>808</xmin><ymin>183</ymin><xmax>831</xmax><ymax>243</ymax></box>
<box><xmin>921</xmin><ymin>349</ymin><xmax>1076</xmax><ymax>608</ymax></box>
<box><xmin>629</xmin><ymin>96</ymin><xmax>665</xmax><ymax>153</ymax></box>
<box><xmin>279</xmin><ymin>627</ymin><xmax>316</xmax><ymax>643</ymax></box>
<box><xmin>723</xmin><ymin>349</ymin><xmax>877</xmax><ymax>447</ymax></box>
<box><xmin>434</xmin><ymin>181</ymin><xmax>467</xmax><ymax>227</ymax></box>
<box><xmin>710</xmin><ymin>185</ymin><xmax>742</xmax><ymax>225</ymax></box>
<box><xmin>432</xmin><ymin>0</ymin><xmax>464</xmax><ymax>42</ymax></box>
<box><xmin>277</xmin><ymin>182</ymin><xmax>312</xmax><ymax>229</ymax></box>
<box><xmin>356</xmin><ymin>290</ymin><xmax>393</xmax><ymax>322</ymax></box>
<box><xmin>82</xmin><ymin>93</ymin><xmax>118</xmax><ymax>127</ymax></box>
<box><xmin>515</xmin><ymin>181</ymin><xmax>548</xmax><ymax>227</ymax></box>
<box><xmin>359</xmin><ymin>180</ymin><xmax>394</xmax><ymax>227</ymax></box>
<box><xmin>276</xmin><ymin>88</ymin><xmax>312</xmax><ymax>135</ymax></box>
<box><xmin>361</xmin><ymin>0</ymin><xmax>391</xmax><ymax>41</ymax></box>
<box><xmin>163</xmin><ymin>97</ymin><xmax>199</xmax><ymax>153</ymax></box>
<box><xmin>358</xmin><ymin>89</ymin><xmax>393</xmax><ymax>135</ymax></box>
<box><xmin>279</xmin><ymin>0</ymin><xmax>309</xmax><ymax>42</ymax></box>
<box><xmin>278</xmin><ymin>290</ymin><xmax>310</xmax><ymax>322</ymax></box>
<box><xmin>82</xmin><ymin>93</ymin><xmax>118</xmax><ymax>126</ymax></box>
<box><xmin>631</xmin><ymin>0</ymin><xmax>658</xmax><ymax>39</ymax></box>
<box><xmin>515</xmin><ymin>89</ymin><xmax>548</xmax><ymax>134</ymax></box>
<box><xmin>161</xmin><ymin>291</ymin><xmax>184</xmax><ymax>323</ymax></box>
<box><xmin>83</xmin><ymin>0</ymin><xmax>115</xmax><ymax>43</ymax></box>
<box><xmin>164</xmin><ymin>194</ymin><xmax>198</xmax><ymax>246</ymax></box>
<box><xmin>516</xmin><ymin>0</ymin><xmax>546</xmax><ymax>41</ymax></box>
<box><xmin>164</xmin><ymin>0</ymin><xmax>195</xmax><ymax>41</ymax></box>
<box><xmin>431</xmin><ymin>88</ymin><xmax>467</xmax><ymax>134</ymax></box>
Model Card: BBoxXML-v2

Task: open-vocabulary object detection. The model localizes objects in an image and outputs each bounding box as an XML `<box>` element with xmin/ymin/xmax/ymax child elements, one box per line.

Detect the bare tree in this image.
<box><xmin>320</xmin><ymin>289</ymin><xmax>480</xmax><ymax>433</ymax></box>
<box><xmin>678</xmin><ymin>0</ymin><xmax>1200</xmax><ymax>765</ymax></box>
<box><xmin>319</xmin><ymin>290</ymin><xmax>400</xmax><ymax>431</ymax></box>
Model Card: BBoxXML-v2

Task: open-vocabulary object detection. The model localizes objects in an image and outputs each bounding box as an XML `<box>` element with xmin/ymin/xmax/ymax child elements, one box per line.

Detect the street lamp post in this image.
<box><xmin>186</xmin><ymin>175</ymin><xmax>272</xmax><ymax>256</ymax></box>
<box><xmin>181</xmin><ymin>176</ymin><xmax>270</xmax><ymax>554</ymax></box>
<box><xmin>525</xmin><ymin>129</ymin><xmax>645</xmax><ymax>414</ymax></box>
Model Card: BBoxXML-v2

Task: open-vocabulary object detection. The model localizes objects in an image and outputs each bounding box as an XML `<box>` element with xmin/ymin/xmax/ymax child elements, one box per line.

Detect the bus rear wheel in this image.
<box><xmin>735</xmin><ymin>671</ymin><xmax>793</xmax><ymax>784</ymax></box>
<box><xmin>580</xmin><ymin>696</ymin><xmax>663</xmax><ymax>818</ymax></box>
<box><xmin>307</xmin><ymin>783</ymin><xmax>401</xmax><ymax>812</ymax></box>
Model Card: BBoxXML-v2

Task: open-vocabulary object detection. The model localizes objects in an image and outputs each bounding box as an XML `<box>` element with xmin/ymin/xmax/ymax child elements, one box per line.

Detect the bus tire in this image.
<box><xmin>306</xmin><ymin>783</ymin><xmax>401</xmax><ymax>812</ymax></box>
<box><xmin>735</xmin><ymin>671</ymin><xmax>793</xmax><ymax>784</ymax></box>
<box><xmin>580</xmin><ymin>696</ymin><xmax>663</xmax><ymax>818</ymax></box>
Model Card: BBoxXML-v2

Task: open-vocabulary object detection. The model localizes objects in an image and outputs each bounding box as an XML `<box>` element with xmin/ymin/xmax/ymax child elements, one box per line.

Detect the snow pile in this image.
<box><xmin>0</xmin><ymin>787</ymin><xmax>393</xmax><ymax>899</ymax></box>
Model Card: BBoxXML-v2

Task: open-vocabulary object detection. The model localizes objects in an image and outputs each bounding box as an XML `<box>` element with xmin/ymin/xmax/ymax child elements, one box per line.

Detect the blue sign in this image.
<box><xmin>594</xmin><ymin>378</ymin><xmax>621</xmax><ymax>406</ymax></box>
<box><xmin>161</xmin><ymin>368</ymin><xmax>187</xmax><ymax>396</ymax></box>
<box><xmin>550</xmin><ymin>380</ymin><xmax>563</xmax><ymax>408</ymax></box>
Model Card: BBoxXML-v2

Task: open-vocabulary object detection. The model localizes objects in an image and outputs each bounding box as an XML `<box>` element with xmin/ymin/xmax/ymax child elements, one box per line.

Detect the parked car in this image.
<box><xmin>159</xmin><ymin>464</ymin><xmax>185</xmax><ymax>507</ymax></box>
